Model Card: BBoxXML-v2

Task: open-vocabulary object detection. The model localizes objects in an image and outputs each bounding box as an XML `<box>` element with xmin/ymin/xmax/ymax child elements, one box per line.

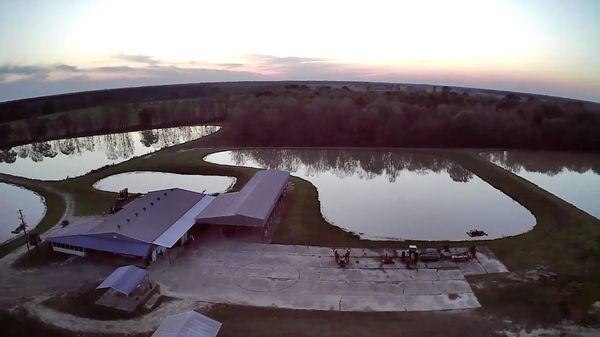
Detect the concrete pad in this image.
<box><xmin>275</xmin><ymin>294</ymin><xmax>342</xmax><ymax>311</ymax></box>
<box><xmin>348</xmin><ymin>248</ymin><xmax>386</xmax><ymax>258</ymax></box>
<box><xmin>403</xmin><ymin>281</ymin><xmax>437</xmax><ymax>295</ymax></box>
<box><xmin>350</xmin><ymin>257</ymin><xmax>408</xmax><ymax>270</ymax></box>
<box><xmin>436</xmin><ymin>269</ymin><xmax>466</xmax><ymax>280</ymax></box>
<box><xmin>408</xmin><ymin>269</ymin><xmax>438</xmax><ymax>281</ymax></box>
<box><xmin>340</xmin><ymin>295</ymin><xmax>406</xmax><ymax>311</ymax></box>
<box><xmin>433</xmin><ymin>280</ymin><xmax>473</xmax><ymax>294</ymax></box>
<box><xmin>151</xmin><ymin>241</ymin><xmax>493</xmax><ymax>312</ymax></box>
<box><xmin>457</xmin><ymin>261</ymin><xmax>487</xmax><ymax>276</ymax></box>
<box><xmin>426</xmin><ymin>260</ymin><xmax>458</xmax><ymax>269</ymax></box>
<box><xmin>404</xmin><ymin>293</ymin><xmax>481</xmax><ymax>311</ymax></box>
<box><xmin>318</xmin><ymin>268</ymin><xmax>392</xmax><ymax>282</ymax></box>
<box><xmin>235</xmin><ymin>277</ymin><xmax>297</xmax><ymax>292</ymax></box>
<box><xmin>476</xmin><ymin>252</ymin><xmax>509</xmax><ymax>274</ymax></box>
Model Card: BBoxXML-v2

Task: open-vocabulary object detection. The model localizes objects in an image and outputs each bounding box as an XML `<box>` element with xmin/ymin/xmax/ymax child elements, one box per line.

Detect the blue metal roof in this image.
<box><xmin>47</xmin><ymin>234</ymin><xmax>151</xmax><ymax>257</ymax></box>
<box><xmin>46</xmin><ymin>188</ymin><xmax>211</xmax><ymax>257</ymax></box>
<box><xmin>96</xmin><ymin>265</ymin><xmax>149</xmax><ymax>295</ymax></box>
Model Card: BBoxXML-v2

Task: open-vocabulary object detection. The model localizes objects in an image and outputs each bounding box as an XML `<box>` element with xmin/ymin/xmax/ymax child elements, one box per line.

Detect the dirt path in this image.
<box><xmin>0</xmin><ymin>174</ymin><xmax>73</xmax><ymax>222</ymax></box>
<box><xmin>22</xmin><ymin>295</ymin><xmax>205</xmax><ymax>334</ymax></box>
<box><xmin>0</xmin><ymin>174</ymin><xmax>98</xmax><ymax>310</ymax></box>
<box><xmin>0</xmin><ymin>174</ymin><xmax>75</xmax><ymax>266</ymax></box>
<box><xmin>46</xmin><ymin>185</ymin><xmax>74</xmax><ymax>224</ymax></box>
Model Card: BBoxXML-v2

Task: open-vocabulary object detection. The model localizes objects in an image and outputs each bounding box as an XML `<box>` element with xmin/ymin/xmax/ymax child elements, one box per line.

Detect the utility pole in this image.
<box><xmin>18</xmin><ymin>209</ymin><xmax>30</xmax><ymax>255</ymax></box>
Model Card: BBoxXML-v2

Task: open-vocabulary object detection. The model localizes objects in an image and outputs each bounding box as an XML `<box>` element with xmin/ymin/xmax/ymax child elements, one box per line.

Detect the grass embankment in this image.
<box><xmin>54</xmin><ymin>150</ymin><xmax>254</xmax><ymax>217</ymax></box>
<box><xmin>12</xmin><ymin>241</ymin><xmax>69</xmax><ymax>268</ymax></box>
<box><xmin>0</xmin><ymin>176</ymin><xmax>65</xmax><ymax>259</ymax></box>
<box><xmin>446</xmin><ymin>150</ymin><xmax>600</xmax><ymax>325</ymax></box>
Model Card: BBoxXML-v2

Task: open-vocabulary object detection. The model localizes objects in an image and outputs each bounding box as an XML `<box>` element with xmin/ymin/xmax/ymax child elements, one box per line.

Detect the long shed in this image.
<box><xmin>196</xmin><ymin>170</ymin><xmax>289</xmax><ymax>227</ymax></box>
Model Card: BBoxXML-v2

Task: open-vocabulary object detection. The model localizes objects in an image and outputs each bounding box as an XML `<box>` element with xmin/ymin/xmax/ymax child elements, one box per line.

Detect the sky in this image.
<box><xmin>0</xmin><ymin>0</ymin><xmax>599</xmax><ymax>102</ymax></box>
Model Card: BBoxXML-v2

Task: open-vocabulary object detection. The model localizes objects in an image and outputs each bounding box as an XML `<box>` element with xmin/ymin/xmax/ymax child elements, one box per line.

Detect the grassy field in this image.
<box><xmin>203</xmin><ymin>303</ymin><xmax>505</xmax><ymax>337</ymax></box>
<box><xmin>0</xmin><ymin>309</ymin><xmax>149</xmax><ymax>337</ymax></box>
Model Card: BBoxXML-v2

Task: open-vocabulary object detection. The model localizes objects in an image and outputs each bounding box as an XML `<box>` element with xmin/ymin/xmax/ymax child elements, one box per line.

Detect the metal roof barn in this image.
<box><xmin>96</xmin><ymin>265</ymin><xmax>149</xmax><ymax>296</ymax></box>
<box><xmin>49</xmin><ymin>234</ymin><xmax>152</xmax><ymax>257</ymax></box>
<box><xmin>47</xmin><ymin>188</ymin><xmax>212</xmax><ymax>258</ymax></box>
<box><xmin>152</xmin><ymin>311</ymin><xmax>222</xmax><ymax>337</ymax></box>
<box><xmin>88</xmin><ymin>189</ymin><xmax>205</xmax><ymax>243</ymax></box>
<box><xmin>196</xmin><ymin>170</ymin><xmax>289</xmax><ymax>227</ymax></box>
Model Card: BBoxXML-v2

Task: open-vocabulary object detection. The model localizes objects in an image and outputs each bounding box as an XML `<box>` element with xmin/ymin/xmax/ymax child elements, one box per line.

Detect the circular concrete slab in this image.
<box><xmin>233</xmin><ymin>263</ymin><xmax>300</xmax><ymax>292</ymax></box>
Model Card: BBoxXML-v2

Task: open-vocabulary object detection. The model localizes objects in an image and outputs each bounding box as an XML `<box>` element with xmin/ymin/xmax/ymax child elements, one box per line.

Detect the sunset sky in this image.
<box><xmin>1</xmin><ymin>0</ymin><xmax>599</xmax><ymax>102</ymax></box>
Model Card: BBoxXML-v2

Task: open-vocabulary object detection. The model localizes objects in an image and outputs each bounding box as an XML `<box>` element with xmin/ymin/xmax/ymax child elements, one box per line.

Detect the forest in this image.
<box><xmin>1</xmin><ymin>82</ymin><xmax>599</xmax><ymax>151</ymax></box>
<box><xmin>225</xmin><ymin>85</ymin><xmax>600</xmax><ymax>150</ymax></box>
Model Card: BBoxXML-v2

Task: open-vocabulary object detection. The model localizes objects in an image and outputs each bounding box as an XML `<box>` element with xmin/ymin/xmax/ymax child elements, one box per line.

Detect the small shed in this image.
<box><xmin>96</xmin><ymin>265</ymin><xmax>150</xmax><ymax>296</ymax></box>
<box><xmin>152</xmin><ymin>310</ymin><xmax>222</xmax><ymax>337</ymax></box>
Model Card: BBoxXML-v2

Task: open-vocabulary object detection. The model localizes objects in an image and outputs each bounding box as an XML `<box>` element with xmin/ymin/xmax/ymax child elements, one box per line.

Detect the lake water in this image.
<box><xmin>94</xmin><ymin>171</ymin><xmax>235</xmax><ymax>194</ymax></box>
<box><xmin>0</xmin><ymin>183</ymin><xmax>46</xmax><ymax>243</ymax></box>
<box><xmin>482</xmin><ymin>151</ymin><xmax>600</xmax><ymax>219</ymax></box>
<box><xmin>205</xmin><ymin>149</ymin><xmax>535</xmax><ymax>241</ymax></box>
<box><xmin>0</xmin><ymin>125</ymin><xmax>219</xmax><ymax>180</ymax></box>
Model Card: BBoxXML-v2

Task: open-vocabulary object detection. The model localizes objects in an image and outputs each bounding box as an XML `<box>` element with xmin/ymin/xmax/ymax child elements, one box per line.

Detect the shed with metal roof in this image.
<box><xmin>46</xmin><ymin>188</ymin><xmax>213</xmax><ymax>261</ymax></box>
<box><xmin>96</xmin><ymin>265</ymin><xmax>149</xmax><ymax>296</ymax></box>
<box><xmin>196</xmin><ymin>170</ymin><xmax>289</xmax><ymax>227</ymax></box>
<box><xmin>152</xmin><ymin>310</ymin><xmax>222</xmax><ymax>337</ymax></box>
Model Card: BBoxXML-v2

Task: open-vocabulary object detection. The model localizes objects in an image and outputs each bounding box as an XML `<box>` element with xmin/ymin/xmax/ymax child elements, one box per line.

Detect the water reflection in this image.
<box><xmin>482</xmin><ymin>151</ymin><xmax>600</xmax><ymax>175</ymax></box>
<box><xmin>483</xmin><ymin>150</ymin><xmax>600</xmax><ymax>219</ymax></box>
<box><xmin>0</xmin><ymin>183</ymin><xmax>46</xmax><ymax>243</ymax></box>
<box><xmin>229</xmin><ymin>149</ymin><xmax>475</xmax><ymax>183</ymax></box>
<box><xmin>206</xmin><ymin>149</ymin><xmax>535</xmax><ymax>241</ymax></box>
<box><xmin>94</xmin><ymin>171</ymin><xmax>235</xmax><ymax>194</ymax></box>
<box><xmin>0</xmin><ymin>125</ymin><xmax>219</xmax><ymax>180</ymax></box>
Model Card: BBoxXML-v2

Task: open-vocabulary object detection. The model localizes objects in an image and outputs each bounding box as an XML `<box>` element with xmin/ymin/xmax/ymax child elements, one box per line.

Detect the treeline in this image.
<box><xmin>0</xmin><ymin>81</ymin><xmax>279</xmax><ymax>124</ymax></box>
<box><xmin>0</xmin><ymin>97</ymin><xmax>227</xmax><ymax>147</ymax></box>
<box><xmin>2</xmin><ymin>82</ymin><xmax>599</xmax><ymax>151</ymax></box>
<box><xmin>227</xmin><ymin>85</ymin><xmax>600</xmax><ymax>151</ymax></box>
<box><xmin>0</xmin><ymin>85</ymin><xmax>208</xmax><ymax>124</ymax></box>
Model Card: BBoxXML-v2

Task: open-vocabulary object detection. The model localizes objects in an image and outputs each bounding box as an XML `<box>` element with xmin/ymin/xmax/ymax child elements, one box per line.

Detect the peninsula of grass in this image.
<box><xmin>0</xmin><ymin>176</ymin><xmax>66</xmax><ymax>259</ymax></box>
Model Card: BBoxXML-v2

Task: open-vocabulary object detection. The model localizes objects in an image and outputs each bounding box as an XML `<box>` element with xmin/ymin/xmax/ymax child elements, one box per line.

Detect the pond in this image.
<box><xmin>482</xmin><ymin>151</ymin><xmax>600</xmax><ymax>220</ymax></box>
<box><xmin>0</xmin><ymin>183</ymin><xmax>46</xmax><ymax>243</ymax></box>
<box><xmin>94</xmin><ymin>171</ymin><xmax>235</xmax><ymax>194</ymax></box>
<box><xmin>205</xmin><ymin>149</ymin><xmax>536</xmax><ymax>241</ymax></box>
<box><xmin>0</xmin><ymin>125</ymin><xmax>219</xmax><ymax>180</ymax></box>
